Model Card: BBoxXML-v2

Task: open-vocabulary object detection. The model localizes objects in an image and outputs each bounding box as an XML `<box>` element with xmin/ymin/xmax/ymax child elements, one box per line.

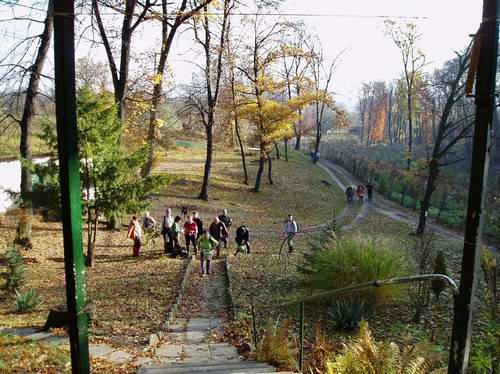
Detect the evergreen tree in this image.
<box><xmin>32</xmin><ymin>87</ymin><xmax>173</xmax><ymax>266</ymax></box>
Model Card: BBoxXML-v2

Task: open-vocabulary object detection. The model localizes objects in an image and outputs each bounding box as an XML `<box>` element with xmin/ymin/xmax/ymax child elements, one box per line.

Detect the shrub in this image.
<box><xmin>469</xmin><ymin>319</ymin><xmax>499</xmax><ymax>374</ymax></box>
<box><xmin>326</xmin><ymin>321</ymin><xmax>438</xmax><ymax>374</ymax></box>
<box><xmin>329</xmin><ymin>298</ymin><xmax>368</xmax><ymax>331</ymax></box>
<box><xmin>431</xmin><ymin>251</ymin><xmax>448</xmax><ymax>301</ymax></box>
<box><xmin>304</xmin><ymin>326</ymin><xmax>340</xmax><ymax>374</ymax></box>
<box><xmin>3</xmin><ymin>247</ymin><xmax>27</xmax><ymax>290</ymax></box>
<box><xmin>14</xmin><ymin>289</ymin><xmax>43</xmax><ymax>312</ymax></box>
<box><xmin>254</xmin><ymin>318</ymin><xmax>297</xmax><ymax>371</ymax></box>
<box><xmin>301</xmin><ymin>237</ymin><xmax>408</xmax><ymax>302</ymax></box>
<box><xmin>480</xmin><ymin>247</ymin><xmax>498</xmax><ymax>318</ymax></box>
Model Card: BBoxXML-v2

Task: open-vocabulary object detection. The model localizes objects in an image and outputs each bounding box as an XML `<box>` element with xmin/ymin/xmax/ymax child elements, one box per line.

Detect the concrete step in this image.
<box><xmin>137</xmin><ymin>359</ymin><xmax>280</xmax><ymax>374</ymax></box>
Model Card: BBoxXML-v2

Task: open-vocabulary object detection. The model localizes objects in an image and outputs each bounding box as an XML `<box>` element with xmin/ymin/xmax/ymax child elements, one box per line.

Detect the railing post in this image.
<box><xmin>299</xmin><ymin>302</ymin><xmax>304</xmax><ymax>372</ymax></box>
<box><xmin>53</xmin><ymin>1</ymin><xmax>89</xmax><ymax>372</ymax></box>
<box><xmin>250</xmin><ymin>295</ymin><xmax>258</xmax><ymax>348</ymax></box>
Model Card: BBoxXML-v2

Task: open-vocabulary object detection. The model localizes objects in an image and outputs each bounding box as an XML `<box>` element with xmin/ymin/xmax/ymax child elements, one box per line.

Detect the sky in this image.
<box><xmin>0</xmin><ymin>0</ymin><xmax>485</xmax><ymax>109</ymax></box>
<box><xmin>165</xmin><ymin>0</ymin><xmax>483</xmax><ymax>108</ymax></box>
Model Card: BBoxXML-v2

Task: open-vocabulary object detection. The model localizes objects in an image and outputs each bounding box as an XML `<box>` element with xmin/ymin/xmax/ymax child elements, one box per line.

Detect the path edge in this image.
<box><xmin>166</xmin><ymin>255</ymin><xmax>194</xmax><ymax>324</ymax></box>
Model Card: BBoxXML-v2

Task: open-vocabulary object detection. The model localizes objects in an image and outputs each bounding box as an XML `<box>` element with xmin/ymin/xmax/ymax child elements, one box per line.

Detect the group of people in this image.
<box><xmin>345</xmin><ymin>183</ymin><xmax>374</xmax><ymax>205</ymax></box>
<box><xmin>127</xmin><ymin>208</ymin><xmax>300</xmax><ymax>276</ymax></box>
<box><xmin>127</xmin><ymin>208</ymin><xmax>252</xmax><ymax>276</ymax></box>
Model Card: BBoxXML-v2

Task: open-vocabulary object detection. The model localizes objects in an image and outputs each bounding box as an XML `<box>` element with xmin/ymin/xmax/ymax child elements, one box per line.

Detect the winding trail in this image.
<box><xmin>319</xmin><ymin>158</ymin><xmax>499</xmax><ymax>252</ymax></box>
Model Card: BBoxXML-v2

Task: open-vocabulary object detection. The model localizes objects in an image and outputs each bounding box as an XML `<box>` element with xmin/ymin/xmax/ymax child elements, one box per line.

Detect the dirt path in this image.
<box><xmin>320</xmin><ymin>159</ymin><xmax>499</xmax><ymax>252</ymax></box>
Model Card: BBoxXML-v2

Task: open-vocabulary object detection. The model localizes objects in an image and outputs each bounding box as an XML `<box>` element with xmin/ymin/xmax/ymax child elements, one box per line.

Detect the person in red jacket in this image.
<box><xmin>356</xmin><ymin>184</ymin><xmax>367</xmax><ymax>205</ymax></box>
<box><xmin>184</xmin><ymin>216</ymin><xmax>198</xmax><ymax>254</ymax></box>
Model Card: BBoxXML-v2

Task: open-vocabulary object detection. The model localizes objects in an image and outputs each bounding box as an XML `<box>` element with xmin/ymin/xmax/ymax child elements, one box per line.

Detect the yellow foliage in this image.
<box><xmin>371</xmin><ymin>103</ymin><xmax>386</xmax><ymax>142</ymax></box>
<box><xmin>326</xmin><ymin>321</ymin><xmax>439</xmax><ymax>374</ymax></box>
<box><xmin>254</xmin><ymin>318</ymin><xmax>297</xmax><ymax>371</ymax></box>
<box><xmin>151</xmin><ymin>74</ymin><xmax>163</xmax><ymax>85</ymax></box>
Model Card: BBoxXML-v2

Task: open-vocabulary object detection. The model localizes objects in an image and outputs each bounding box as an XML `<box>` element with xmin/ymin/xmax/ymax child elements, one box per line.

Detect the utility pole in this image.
<box><xmin>53</xmin><ymin>1</ymin><xmax>90</xmax><ymax>373</ymax></box>
<box><xmin>448</xmin><ymin>0</ymin><xmax>499</xmax><ymax>372</ymax></box>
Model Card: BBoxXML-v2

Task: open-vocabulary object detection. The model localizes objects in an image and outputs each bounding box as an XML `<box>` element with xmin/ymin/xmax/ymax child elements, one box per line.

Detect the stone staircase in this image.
<box><xmin>137</xmin><ymin>318</ymin><xmax>296</xmax><ymax>374</ymax></box>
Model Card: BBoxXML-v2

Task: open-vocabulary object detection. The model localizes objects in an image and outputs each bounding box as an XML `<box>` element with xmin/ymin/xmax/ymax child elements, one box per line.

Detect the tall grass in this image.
<box><xmin>301</xmin><ymin>236</ymin><xmax>408</xmax><ymax>301</ymax></box>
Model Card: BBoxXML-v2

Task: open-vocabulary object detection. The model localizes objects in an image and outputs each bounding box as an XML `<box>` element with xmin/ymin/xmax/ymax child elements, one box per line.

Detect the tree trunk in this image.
<box><xmin>234</xmin><ymin>117</ymin><xmax>248</xmax><ymax>184</ymax></box>
<box><xmin>199</xmin><ymin>122</ymin><xmax>213</xmax><ymax>201</ymax></box>
<box><xmin>417</xmin><ymin>159</ymin><xmax>439</xmax><ymax>236</ymax></box>
<box><xmin>267</xmin><ymin>156</ymin><xmax>274</xmax><ymax>185</ymax></box>
<box><xmin>15</xmin><ymin>0</ymin><xmax>54</xmax><ymax>250</ymax></box>
<box><xmin>274</xmin><ymin>142</ymin><xmax>280</xmax><ymax>159</ymax></box>
<box><xmin>254</xmin><ymin>153</ymin><xmax>266</xmax><ymax>192</ymax></box>
<box><xmin>295</xmin><ymin>134</ymin><xmax>302</xmax><ymax>150</ymax></box>
<box><xmin>284</xmin><ymin>139</ymin><xmax>289</xmax><ymax>161</ymax></box>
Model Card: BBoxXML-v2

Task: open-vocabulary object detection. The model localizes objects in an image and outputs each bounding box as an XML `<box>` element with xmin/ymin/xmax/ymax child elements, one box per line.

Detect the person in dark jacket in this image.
<box><xmin>235</xmin><ymin>225</ymin><xmax>250</xmax><ymax>254</ymax></box>
<box><xmin>345</xmin><ymin>185</ymin><xmax>354</xmax><ymax>204</ymax></box>
<box><xmin>209</xmin><ymin>217</ymin><xmax>228</xmax><ymax>258</ymax></box>
<box><xmin>218</xmin><ymin>209</ymin><xmax>232</xmax><ymax>248</ymax></box>
<box><xmin>366</xmin><ymin>183</ymin><xmax>374</xmax><ymax>202</ymax></box>
<box><xmin>193</xmin><ymin>211</ymin><xmax>204</xmax><ymax>240</ymax></box>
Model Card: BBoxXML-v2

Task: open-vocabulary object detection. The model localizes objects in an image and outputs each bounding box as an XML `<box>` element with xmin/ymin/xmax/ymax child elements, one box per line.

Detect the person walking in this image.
<box><xmin>193</xmin><ymin>211</ymin><xmax>204</xmax><ymax>240</ymax></box>
<box><xmin>161</xmin><ymin>208</ymin><xmax>174</xmax><ymax>254</ymax></box>
<box><xmin>197</xmin><ymin>230</ymin><xmax>218</xmax><ymax>277</ymax></box>
<box><xmin>218</xmin><ymin>209</ymin><xmax>232</xmax><ymax>248</ymax></box>
<box><xmin>366</xmin><ymin>183</ymin><xmax>374</xmax><ymax>202</ymax></box>
<box><xmin>184</xmin><ymin>216</ymin><xmax>198</xmax><ymax>254</ymax></box>
<box><xmin>356</xmin><ymin>184</ymin><xmax>366</xmax><ymax>205</ymax></box>
<box><xmin>235</xmin><ymin>225</ymin><xmax>250</xmax><ymax>255</ymax></box>
<box><xmin>143</xmin><ymin>212</ymin><xmax>156</xmax><ymax>230</ymax></box>
<box><xmin>345</xmin><ymin>185</ymin><xmax>354</xmax><ymax>204</ymax></box>
<box><xmin>209</xmin><ymin>217</ymin><xmax>228</xmax><ymax>258</ymax></box>
<box><xmin>283</xmin><ymin>214</ymin><xmax>298</xmax><ymax>253</ymax></box>
<box><xmin>171</xmin><ymin>216</ymin><xmax>183</xmax><ymax>257</ymax></box>
<box><xmin>127</xmin><ymin>215</ymin><xmax>142</xmax><ymax>257</ymax></box>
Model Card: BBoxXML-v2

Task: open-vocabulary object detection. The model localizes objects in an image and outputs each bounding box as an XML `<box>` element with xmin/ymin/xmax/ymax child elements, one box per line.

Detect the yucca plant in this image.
<box><xmin>329</xmin><ymin>298</ymin><xmax>368</xmax><ymax>331</ymax></box>
<box><xmin>14</xmin><ymin>289</ymin><xmax>44</xmax><ymax>312</ymax></box>
<box><xmin>326</xmin><ymin>321</ymin><xmax>439</xmax><ymax>374</ymax></box>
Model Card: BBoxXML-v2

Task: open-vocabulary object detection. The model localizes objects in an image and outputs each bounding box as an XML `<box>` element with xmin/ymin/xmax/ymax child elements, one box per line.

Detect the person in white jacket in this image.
<box><xmin>161</xmin><ymin>208</ymin><xmax>174</xmax><ymax>254</ymax></box>
<box><xmin>283</xmin><ymin>214</ymin><xmax>298</xmax><ymax>253</ymax></box>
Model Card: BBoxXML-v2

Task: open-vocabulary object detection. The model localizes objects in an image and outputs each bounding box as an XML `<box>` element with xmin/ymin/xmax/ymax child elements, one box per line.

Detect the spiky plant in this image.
<box><xmin>329</xmin><ymin>298</ymin><xmax>368</xmax><ymax>331</ymax></box>
<box><xmin>326</xmin><ymin>321</ymin><xmax>438</xmax><ymax>374</ymax></box>
<box><xmin>14</xmin><ymin>289</ymin><xmax>43</xmax><ymax>312</ymax></box>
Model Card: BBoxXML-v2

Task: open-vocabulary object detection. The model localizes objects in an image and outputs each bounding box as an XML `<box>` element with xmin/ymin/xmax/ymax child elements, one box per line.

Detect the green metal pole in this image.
<box><xmin>299</xmin><ymin>302</ymin><xmax>304</xmax><ymax>372</ymax></box>
<box><xmin>448</xmin><ymin>0</ymin><xmax>499</xmax><ymax>372</ymax></box>
<box><xmin>53</xmin><ymin>1</ymin><xmax>90</xmax><ymax>373</ymax></box>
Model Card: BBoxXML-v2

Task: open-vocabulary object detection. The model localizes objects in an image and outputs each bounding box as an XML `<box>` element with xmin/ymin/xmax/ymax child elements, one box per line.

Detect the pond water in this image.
<box><xmin>0</xmin><ymin>158</ymin><xmax>49</xmax><ymax>213</ymax></box>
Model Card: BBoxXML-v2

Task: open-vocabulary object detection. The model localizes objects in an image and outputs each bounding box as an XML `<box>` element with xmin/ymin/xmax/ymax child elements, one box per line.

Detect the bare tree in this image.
<box><xmin>92</xmin><ymin>0</ymin><xmax>156</xmax><ymax>123</ymax></box>
<box><xmin>416</xmin><ymin>49</ymin><xmax>472</xmax><ymax>235</ymax></box>
<box><xmin>385</xmin><ymin>20</ymin><xmax>426</xmax><ymax>171</ymax></box>
<box><xmin>183</xmin><ymin>0</ymin><xmax>232</xmax><ymax>200</ymax></box>
<box><xmin>140</xmin><ymin>0</ymin><xmax>216</xmax><ymax>177</ymax></box>
<box><xmin>0</xmin><ymin>0</ymin><xmax>54</xmax><ymax>249</ymax></box>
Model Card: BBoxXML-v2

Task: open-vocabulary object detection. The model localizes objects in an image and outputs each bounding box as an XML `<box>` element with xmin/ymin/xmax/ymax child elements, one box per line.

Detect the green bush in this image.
<box><xmin>329</xmin><ymin>298</ymin><xmax>368</xmax><ymax>331</ymax></box>
<box><xmin>3</xmin><ymin>247</ymin><xmax>26</xmax><ymax>291</ymax></box>
<box><xmin>431</xmin><ymin>251</ymin><xmax>448</xmax><ymax>301</ymax></box>
<box><xmin>469</xmin><ymin>319</ymin><xmax>499</xmax><ymax>374</ymax></box>
<box><xmin>300</xmin><ymin>237</ymin><xmax>408</xmax><ymax>302</ymax></box>
<box><xmin>14</xmin><ymin>289</ymin><xmax>43</xmax><ymax>312</ymax></box>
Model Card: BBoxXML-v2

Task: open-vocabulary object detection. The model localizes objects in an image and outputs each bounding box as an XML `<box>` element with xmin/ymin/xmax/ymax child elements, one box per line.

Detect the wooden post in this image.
<box><xmin>53</xmin><ymin>1</ymin><xmax>90</xmax><ymax>372</ymax></box>
<box><xmin>448</xmin><ymin>0</ymin><xmax>499</xmax><ymax>372</ymax></box>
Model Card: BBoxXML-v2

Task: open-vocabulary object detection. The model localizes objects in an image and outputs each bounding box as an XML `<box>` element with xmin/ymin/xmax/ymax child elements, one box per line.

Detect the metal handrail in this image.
<box><xmin>252</xmin><ymin>274</ymin><xmax>458</xmax><ymax>372</ymax></box>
